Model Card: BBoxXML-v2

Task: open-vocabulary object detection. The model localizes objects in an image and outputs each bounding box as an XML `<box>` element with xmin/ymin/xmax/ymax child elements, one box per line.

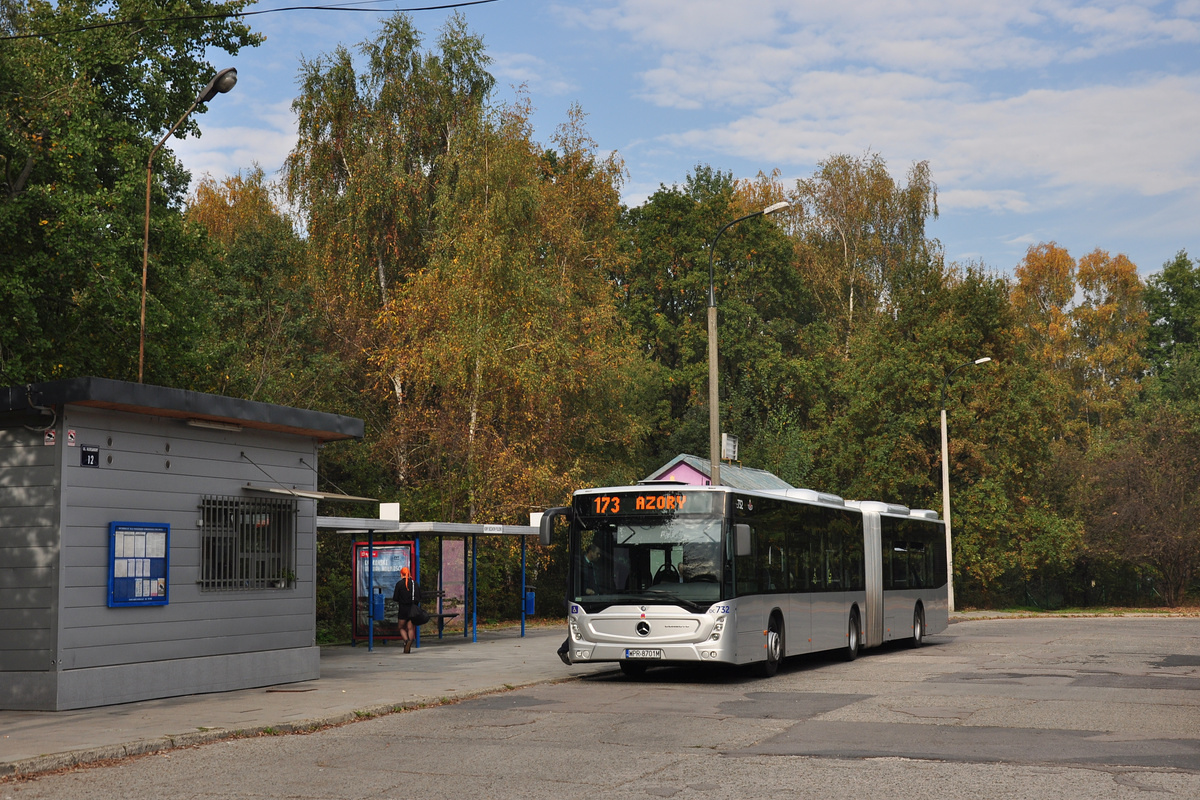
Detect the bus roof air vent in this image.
<box><xmin>849</xmin><ymin>500</ymin><xmax>911</xmax><ymax>515</ymax></box>
<box><xmin>784</xmin><ymin>488</ymin><xmax>844</xmax><ymax>506</ymax></box>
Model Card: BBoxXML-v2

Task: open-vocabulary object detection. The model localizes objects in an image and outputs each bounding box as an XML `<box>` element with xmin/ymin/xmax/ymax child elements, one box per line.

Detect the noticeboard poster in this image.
<box><xmin>352</xmin><ymin>541</ymin><xmax>413</xmax><ymax>640</ymax></box>
<box><xmin>108</xmin><ymin>522</ymin><xmax>170</xmax><ymax>607</ymax></box>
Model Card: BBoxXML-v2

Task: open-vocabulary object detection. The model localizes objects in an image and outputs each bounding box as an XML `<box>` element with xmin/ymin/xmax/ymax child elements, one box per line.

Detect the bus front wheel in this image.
<box><xmin>758</xmin><ymin>614</ymin><xmax>784</xmax><ymax>677</ymax></box>
<box><xmin>844</xmin><ymin>610</ymin><xmax>861</xmax><ymax>662</ymax></box>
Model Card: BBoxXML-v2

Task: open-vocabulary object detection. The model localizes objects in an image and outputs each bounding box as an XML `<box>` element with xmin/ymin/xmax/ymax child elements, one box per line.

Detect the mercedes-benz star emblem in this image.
<box><xmin>636</xmin><ymin>621</ymin><xmax>651</xmax><ymax>636</ymax></box>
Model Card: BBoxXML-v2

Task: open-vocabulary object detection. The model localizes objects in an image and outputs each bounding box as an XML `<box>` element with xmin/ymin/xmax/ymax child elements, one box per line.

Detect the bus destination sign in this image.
<box><xmin>580</xmin><ymin>490</ymin><xmax>712</xmax><ymax>517</ymax></box>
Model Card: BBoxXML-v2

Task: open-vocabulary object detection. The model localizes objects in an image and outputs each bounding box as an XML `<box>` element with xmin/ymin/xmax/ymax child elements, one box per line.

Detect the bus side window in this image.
<box><xmin>735</xmin><ymin>523</ymin><xmax>758</xmax><ymax>596</ymax></box>
<box><xmin>910</xmin><ymin>541</ymin><xmax>928</xmax><ymax>589</ymax></box>
<box><xmin>809</xmin><ymin>532</ymin><xmax>824</xmax><ymax>591</ymax></box>
<box><xmin>892</xmin><ymin>542</ymin><xmax>909</xmax><ymax>587</ymax></box>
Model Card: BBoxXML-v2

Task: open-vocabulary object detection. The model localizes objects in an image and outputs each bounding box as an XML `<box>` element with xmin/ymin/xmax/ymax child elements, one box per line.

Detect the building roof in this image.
<box><xmin>1</xmin><ymin>377</ymin><xmax>363</xmax><ymax>443</ymax></box>
<box><xmin>647</xmin><ymin>453</ymin><xmax>794</xmax><ymax>491</ymax></box>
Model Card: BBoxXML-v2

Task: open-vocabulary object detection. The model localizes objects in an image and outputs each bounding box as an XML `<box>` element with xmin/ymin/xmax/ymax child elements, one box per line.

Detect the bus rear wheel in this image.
<box><xmin>911</xmin><ymin>605</ymin><xmax>925</xmax><ymax>648</ymax></box>
<box><xmin>758</xmin><ymin>614</ymin><xmax>784</xmax><ymax>677</ymax></box>
<box><xmin>844</xmin><ymin>610</ymin><xmax>861</xmax><ymax>662</ymax></box>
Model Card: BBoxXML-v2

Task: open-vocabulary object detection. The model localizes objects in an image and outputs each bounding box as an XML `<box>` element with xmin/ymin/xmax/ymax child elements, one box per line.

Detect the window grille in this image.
<box><xmin>200</xmin><ymin>494</ymin><xmax>296</xmax><ymax>590</ymax></box>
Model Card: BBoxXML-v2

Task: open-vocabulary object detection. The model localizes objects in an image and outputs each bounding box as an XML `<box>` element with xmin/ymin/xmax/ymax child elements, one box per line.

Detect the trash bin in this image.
<box><xmin>371</xmin><ymin>589</ymin><xmax>385</xmax><ymax>621</ymax></box>
<box><xmin>524</xmin><ymin>591</ymin><xmax>536</xmax><ymax>616</ymax></box>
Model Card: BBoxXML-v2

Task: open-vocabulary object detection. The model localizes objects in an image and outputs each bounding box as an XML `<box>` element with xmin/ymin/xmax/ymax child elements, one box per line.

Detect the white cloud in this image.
<box><xmin>575</xmin><ymin>0</ymin><xmax>1200</xmax><ymax>113</ymax></box>
<box><xmin>171</xmin><ymin>99</ymin><xmax>298</xmax><ymax>194</ymax></box>
<box><xmin>941</xmin><ymin>189</ymin><xmax>1033</xmax><ymax>213</ymax></box>
<box><xmin>492</xmin><ymin>52</ymin><xmax>576</xmax><ymax>96</ymax></box>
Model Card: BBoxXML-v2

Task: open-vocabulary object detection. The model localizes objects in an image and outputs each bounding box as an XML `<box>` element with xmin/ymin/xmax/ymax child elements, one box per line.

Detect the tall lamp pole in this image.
<box><xmin>140</xmin><ymin>67</ymin><xmax>238</xmax><ymax>383</ymax></box>
<box><xmin>940</xmin><ymin>356</ymin><xmax>992</xmax><ymax>612</ymax></box>
<box><xmin>707</xmin><ymin>200</ymin><xmax>790</xmax><ymax>485</ymax></box>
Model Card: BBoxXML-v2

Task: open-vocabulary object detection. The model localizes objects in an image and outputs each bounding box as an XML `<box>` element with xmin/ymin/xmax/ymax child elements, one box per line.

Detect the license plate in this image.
<box><xmin>624</xmin><ymin>648</ymin><xmax>663</xmax><ymax>660</ymax></box>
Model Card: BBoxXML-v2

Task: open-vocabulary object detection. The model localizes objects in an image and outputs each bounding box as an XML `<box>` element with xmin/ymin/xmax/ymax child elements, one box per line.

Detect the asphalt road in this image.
<box><xmin>6</xmin><ymin>616</ymin><xmax>1199</xmax><ymax>799</ymax></box>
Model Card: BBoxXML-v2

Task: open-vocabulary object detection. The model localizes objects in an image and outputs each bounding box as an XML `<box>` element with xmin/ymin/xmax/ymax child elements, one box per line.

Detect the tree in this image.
<box><xmin>616</xmin><ymin>166</ymin><xmax>815</xmax><ymax>472</ymax></box>
<box><xmin>1085</xmin><ymin>403</ymin><xmax>1200</xmax><ymax>607</ymax></box>
<box><xmin>1143</xmin><ymin>250</ymin><xmax>1200</xmax><ymax>376</ymax></box>
<box><xmin>793</xmin><ymin>152</ymin><xmax>938</xmax><ymax>353</ymax></box>
<box><xmin>0</xmin><ymin>0</ymin><xmax>261</xmax><ymax>383</ymax></box>
<box><xmin>285</xmin><ymin>12</ymin><xmax>494</xmax><ymax>315</ymax></box>
<box><xmin>372</xmin><ymin>100</ymin><xmax>647</xmax><ymax>525</ymax></box>
<box><xmin>184</xmin><ymin>167</ymin><xmax>343</xmax><ymax>407</ymax></box>
<box><xmin>1010</xmin><ymin>242</ymin><xmax>1076</xmax><ymax>372</ymax></box>
<box><xmin>1071</xmin><ymin>249</ymin><xmax>1146</xmax><ymax>428</ymax></box>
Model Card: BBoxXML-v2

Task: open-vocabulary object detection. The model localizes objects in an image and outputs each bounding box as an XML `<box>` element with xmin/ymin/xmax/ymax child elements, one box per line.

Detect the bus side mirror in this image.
<box><xmin>539</xmin><ymin>506</ymin><xmax>571</xmax><ymax>546</ymax></box>
<box><xmin>735</xmin><ymin>524</ymin><xmax>751</xmax><ymax>557</ymax></box>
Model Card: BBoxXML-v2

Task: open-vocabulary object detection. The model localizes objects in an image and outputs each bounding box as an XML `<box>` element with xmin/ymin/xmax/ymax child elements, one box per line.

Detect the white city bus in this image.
<box><xmin>540</xmin><ymin>483</ymin><xmax>948</xmax><ymax>676</ymax></box>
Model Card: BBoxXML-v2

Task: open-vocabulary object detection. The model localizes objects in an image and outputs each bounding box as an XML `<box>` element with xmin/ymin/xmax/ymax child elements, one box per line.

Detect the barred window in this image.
<box><xmin>200</xmin><ymin>495</ymin><xmax>296</xmax><ymax>590</ymax></box>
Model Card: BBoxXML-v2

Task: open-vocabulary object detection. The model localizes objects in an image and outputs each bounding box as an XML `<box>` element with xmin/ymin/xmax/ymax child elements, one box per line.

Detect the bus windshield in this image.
<box><xmin>573</xmin><ymin>515</ymin><xmax>725</xmax><ymax>611</ymax></box>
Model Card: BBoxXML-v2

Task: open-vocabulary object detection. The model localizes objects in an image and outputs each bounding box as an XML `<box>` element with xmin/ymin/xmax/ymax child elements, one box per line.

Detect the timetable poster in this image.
<box><xmin>108</xmin><ymin>522</ymin><xmax>170</xmax><ymax>607</ymax></box>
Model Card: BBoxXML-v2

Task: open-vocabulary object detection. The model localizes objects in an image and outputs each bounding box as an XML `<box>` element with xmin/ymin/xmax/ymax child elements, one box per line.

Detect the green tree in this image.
<box><xmin>285</xmin><ymin>12</ymin><xmax>494</xmax><ymax>316</ymax></box>
<box><xmin>616</xmin><ymin>166</ymin><xmax>815</xmax><ymax>471</ymax></box>
<box><xmin>1143</xmin><ymin>250</ymin><xmax>1200</xmax><ymax>376</ymax></box>
<box><xmin>184</xmin><ymin>167</ymin><xmax>346</xmax><ymax>407</ymax></box>
<box><xmin>0</xmin><ymin>0</ymin><xmax>261</xmax><ymax>383</ymax></box>
<box><xmin>793</xmin><ymin>152</ymin><xmax>938</xmax><ymax>353</ymax></box>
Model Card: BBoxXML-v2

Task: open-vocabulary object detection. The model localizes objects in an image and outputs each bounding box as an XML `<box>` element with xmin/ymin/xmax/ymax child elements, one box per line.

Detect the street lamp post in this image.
<box><xmin>140</xmin><ymin>67</ymin><xmax>238</xmax><ymax>383</ymax></box>
<box><xmin>939</xmin><ymin>356</ymin><xmax>992</xmax><ymax>612</ymax></box>
<box><xmin>707</xmin><ymin>200</ymin><xmax>790</xmax><ymax>485</ymax></box>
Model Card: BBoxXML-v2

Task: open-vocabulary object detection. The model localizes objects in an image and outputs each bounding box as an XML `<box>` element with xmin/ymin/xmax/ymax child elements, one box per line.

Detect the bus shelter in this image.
<box><xmin>317</xmin><ymin>516</ymin><xmax>540</xmax><ymax>651</ymax></box>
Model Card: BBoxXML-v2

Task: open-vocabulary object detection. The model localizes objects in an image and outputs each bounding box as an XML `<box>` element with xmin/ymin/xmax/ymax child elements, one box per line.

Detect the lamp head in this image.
<box><xmin>762</xmin><ymin>200</ymin><xmax>791</xmax><ymax>215</ymax></box>
<box><xmin>974</xmin><ymin>357</ymin><xmax>992</xmax><ymax>365</ymax></box>
<box><xmin>197</xmin><ymin>68</ymin><xmax>238</xmax><ymax>103</ymax></box>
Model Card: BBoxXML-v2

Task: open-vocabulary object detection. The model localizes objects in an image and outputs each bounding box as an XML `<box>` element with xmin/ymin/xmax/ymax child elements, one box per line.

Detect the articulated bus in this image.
<box><xmin>539</xmin><ymin>483</ymin><xmax>948</xmax><ymax>676</ymax></box>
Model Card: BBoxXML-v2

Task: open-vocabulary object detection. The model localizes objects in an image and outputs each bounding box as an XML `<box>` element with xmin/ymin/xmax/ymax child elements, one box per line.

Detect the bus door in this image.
<box><xmin>809</xmin><ymin>526</ymin><xmax>847</xmax><ymax>651</ymax></box>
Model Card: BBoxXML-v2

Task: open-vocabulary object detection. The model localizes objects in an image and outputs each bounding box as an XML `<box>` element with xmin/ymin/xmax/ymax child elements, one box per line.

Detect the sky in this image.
<box><xmin>173</xmin><ymin>0</ymin><xmax>1200</xmax><ymax>277</ymax></box>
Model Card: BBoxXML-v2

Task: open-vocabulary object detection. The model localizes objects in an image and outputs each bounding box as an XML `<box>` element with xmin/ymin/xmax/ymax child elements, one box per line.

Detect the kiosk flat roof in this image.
<box><xmin>2</xmin><ymin>377</ymin><xmax>363</xmax><ymax>443</ymax></box>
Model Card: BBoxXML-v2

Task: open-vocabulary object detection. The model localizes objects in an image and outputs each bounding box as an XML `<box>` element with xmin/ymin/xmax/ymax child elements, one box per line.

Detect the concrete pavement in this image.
<box><xmin>3</xmin><ymin>611</ymin><xmax>1190</xmax><ymax>780</ymax></box>
<box><xmin>0</xmin><ymin>624</ymin><xmax>607</xmax><ymax>779</ymax></box>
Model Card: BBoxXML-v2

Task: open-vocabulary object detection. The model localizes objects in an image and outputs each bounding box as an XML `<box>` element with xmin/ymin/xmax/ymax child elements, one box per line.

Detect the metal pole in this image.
<box><xmin>367</xmin><ymin>531</ymin><xmax>375</xmax><ymax>652</ymax></box>
<box><xmin>520</xmin><ymin>535</ymin><xmax>527</xmax><ymax>637</ymax></box>
<box><xmin>414</xmin><ymin>536</ymin><xmax>421</xmax><ymax>649</ymax></box>
<box><xmin>939</xmin><ymin>356</ymin><xmax>991</xmax><ymax>614</ymax></box>
<box><xmin>139</xmin><ymin>68</ymin><xmax>236</xmax><ymax>383</ymax></box>
<box><xmin>437</xmin><ymin>535</ymin><xmax>445</xmax><ymax>639</ymax></box>
<box><xmin>471</xmin><ymin>535</ymin><xmax>478</xmax><ymax>643</ymax></box>
<box><xmin>707</xmin><ymin>304</ymin><xmax>721</xmax><ymax>486</ymax></box>
<box><xmin>141</xmin><ymin>105</ymin><xmax>197</xmax><ymax>383</ymax></box>
<box><xmin>464</xmin><ymin>536</ymin><xmax>470</xmax><ymax>639</ymax></box>
<box><xmin>705</xmin><ymin>202</ymin><xmax>789</xmax><ymax>485</ymax></box>
<box><xmin>940</xmin><ymin>408</ymin><xmax>954</xmax><ymax>612</ymax></box>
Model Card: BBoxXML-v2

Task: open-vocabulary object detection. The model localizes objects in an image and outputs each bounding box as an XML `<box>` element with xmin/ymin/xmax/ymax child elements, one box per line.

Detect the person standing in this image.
<box><xmin>393</xmin><ymin>566</ymin><xmax>421</xmax><ymax>653</ymax></box>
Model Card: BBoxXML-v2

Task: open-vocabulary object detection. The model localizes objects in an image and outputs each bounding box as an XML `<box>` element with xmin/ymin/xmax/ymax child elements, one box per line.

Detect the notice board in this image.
<box><xmin>108</xmin><ymin>522</ymin><xmax>170</xmax><ymax>607</ymax></box>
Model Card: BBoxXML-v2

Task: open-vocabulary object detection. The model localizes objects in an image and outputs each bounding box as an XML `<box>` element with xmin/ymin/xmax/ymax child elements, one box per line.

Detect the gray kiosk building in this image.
<box><xmin>0</xmin><ymin>378</ymin><xmax>363</xmax><ymax>711</ymax></box>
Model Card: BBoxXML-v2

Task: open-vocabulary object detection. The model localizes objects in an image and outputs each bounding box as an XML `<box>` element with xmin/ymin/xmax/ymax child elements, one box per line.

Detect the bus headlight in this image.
<box><xmin>710</xmin><ymin>616</ymin><xmax>726</xmax><ymax>641</ymax></box>
<box><xmin>570</xmin><ymin>620</ymin><xmax>582</xmax><ymax>640</ymax></box>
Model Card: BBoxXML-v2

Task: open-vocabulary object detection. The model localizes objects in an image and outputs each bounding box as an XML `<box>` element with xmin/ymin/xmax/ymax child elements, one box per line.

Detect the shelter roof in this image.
<box><xmin>317</xmin><ymin>517</ymin><xmax>538</xmax><ymax>536</ymax></box>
